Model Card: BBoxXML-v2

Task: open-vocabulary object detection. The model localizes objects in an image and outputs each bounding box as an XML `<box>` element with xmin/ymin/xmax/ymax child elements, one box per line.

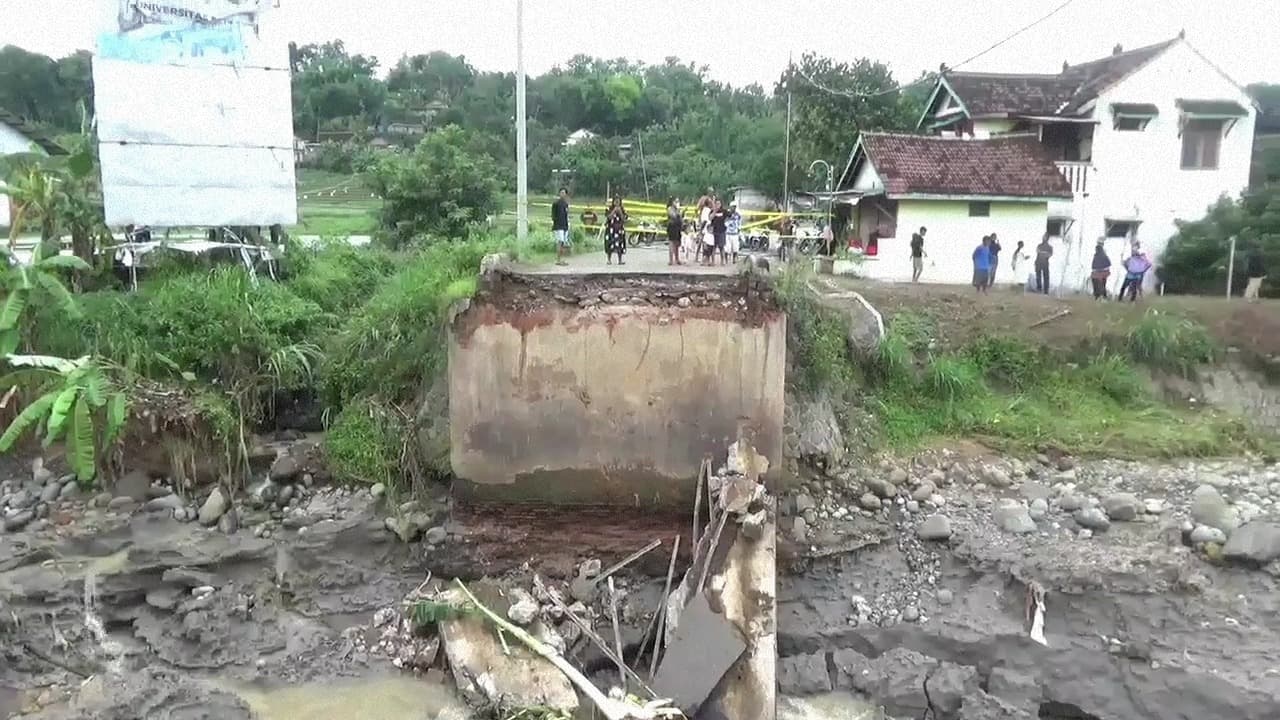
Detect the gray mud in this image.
<box><xmin>0</xmin><ymin>484</ymin><xmax>469</xmax><ymax>720</ymax></box>
<box><xmin>778</xmin><ymin>451</ymin><xmax>1280</xmax><ymax>720</ymax></box>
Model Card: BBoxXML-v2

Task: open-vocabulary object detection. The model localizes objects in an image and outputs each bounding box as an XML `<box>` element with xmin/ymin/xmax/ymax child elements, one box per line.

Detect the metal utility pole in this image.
<box><xmin>515</xmin><ymin>0</ymin><xmax>528</xmax><ymax>241</ymax></box>
<box><xmin>1226</xmin><ymin>235</ymin><xmax>1237</xmax><ymax>299</ymax></box>
<box><xmin>637</xmin><ymin>132</ymin><xmax>650</xmax><ymax>202</ymax></box>
<box><xmin>782</xmin><ymin>52</ymin><xmax>793</xmax><ymax>214</ymax></box>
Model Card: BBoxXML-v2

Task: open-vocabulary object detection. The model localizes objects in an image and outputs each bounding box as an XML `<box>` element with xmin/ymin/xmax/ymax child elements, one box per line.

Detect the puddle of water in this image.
<box><xmin>233</xmin><ymin>676</ymin><xmax>469</xmax><ymax>720</ymax></box>
<box><xmin>779</xmin><ymin>692</ymin><xmax>883</xmax><ymax>720</ymax></box>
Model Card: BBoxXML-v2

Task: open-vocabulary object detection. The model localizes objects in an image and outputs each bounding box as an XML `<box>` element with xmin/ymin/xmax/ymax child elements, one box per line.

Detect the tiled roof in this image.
<box><xmin>944</xmin><ymin>73</ymin><xmax>1078</xmax><ymax>116</ymax></box>
<box><xmin>943</xmin><ymin>39</ymin><xmax>1178</xmax><ymax>117</ymax></box>
<box><xmin>847</xmin><ymin>132</ymin><xmax>1072</xmax><ymax>199</ymax></box>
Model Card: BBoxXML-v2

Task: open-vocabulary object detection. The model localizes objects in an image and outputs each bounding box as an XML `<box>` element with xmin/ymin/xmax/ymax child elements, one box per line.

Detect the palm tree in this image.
<box><xmin>0</xmin><ymin>239</ymin><xmax>90</xmax><ymax>354</ymax></box>
<box><xmin>4</xmin><ymin>162</ymin><xmax>61</xmax><ymax>251</ymax></box>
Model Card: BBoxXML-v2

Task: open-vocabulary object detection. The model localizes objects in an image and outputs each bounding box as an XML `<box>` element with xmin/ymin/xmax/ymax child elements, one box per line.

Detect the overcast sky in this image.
<box><xmin>2</xmin><ymin>0</ymin><xmax>1276</xmax><ymax>88</ymax></box>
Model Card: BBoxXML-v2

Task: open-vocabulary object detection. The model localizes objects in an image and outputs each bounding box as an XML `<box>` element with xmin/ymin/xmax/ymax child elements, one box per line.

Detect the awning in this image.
<box><xmin>1176</xmin><ymin>99</ymin><xmax>1248</xmax><ymax>117</ymax></box>
<box><xmin>1110</xmin><ymin>103</ymin><xmax>1159</xmax><ymax>117</ymax></box>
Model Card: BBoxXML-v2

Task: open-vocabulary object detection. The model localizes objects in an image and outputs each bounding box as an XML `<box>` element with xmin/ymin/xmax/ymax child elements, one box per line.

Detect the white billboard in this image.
<box><xmin>93</xmin><ymin>0</ymin><xmax>297</xmax><ymax>227</ymax></box>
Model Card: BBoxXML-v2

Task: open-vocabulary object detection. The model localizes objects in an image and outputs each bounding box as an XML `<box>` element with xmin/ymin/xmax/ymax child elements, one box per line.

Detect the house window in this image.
<box><xmin>1114</xmin><ymin>116</ymin><xmax>1150</xmax><ymax>131</ymax></box>
<box><xmin>1105</xmin><ymin>220</ymin><xmax>1136</xmax><ymax>240</ymax></box>
<box><xmin>968</xmin><ymin>201</ymin><xmax>991</xmax><ymax>217</ymax></box>
<box><xmin>1046</xmin><ymin>219</ymin><xmax>1066</xmax><ymax>237</ymax></box>
<box><xmin>1181</xmin><ymin>118</ymin><xmax>1223</xmax><ymax>169</ymax></box>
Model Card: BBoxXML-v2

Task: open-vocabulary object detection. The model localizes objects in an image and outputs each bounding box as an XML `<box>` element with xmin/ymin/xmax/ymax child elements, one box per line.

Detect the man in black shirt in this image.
<box><xmin>551</xmin><ymin>187</ymin><xmax>570</xmax><ymax>266</ymax></box>
<box><xmin>910</xmin><ymin>227</ymin><xmax>927</xmax><ymax>282</ymax></box>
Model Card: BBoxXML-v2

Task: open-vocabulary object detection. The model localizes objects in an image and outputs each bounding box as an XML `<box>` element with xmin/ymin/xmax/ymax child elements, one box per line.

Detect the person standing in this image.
<box><xmin>988</xmin><ymin>233</ymin><xmax>1003</xmax><ymax>284</ymax></box>
<box><xmin>972</xmin><ymin>236</ymin><xmax>993</xmax><ymax>294</ymax></box>
<box><xmin>1090</xmin><ymin>241</ymin><xmax>1112</xmax><ymax>299</ymax></box>
<box><xmin>551</xmin><ymin>187</ymin><xmax>571</xmax><ymax>266</ymax></box>
<box><xmin>1034</xmin><ymin>234</ymin><xmax>1054</xmax><ymax>294</ymax></box>
<box><xmin>910</xmin><ymin>227</ymin><xmax>927</xmax><ymax>282</ymax></box>
<box><xmin>1119</xmin><ymin>247</ymin><xmax>1151</xmax><ymax>302</ymax></box>
<box><xmin>709</xmin><ymin>199</ymin><xmax>729</xmax><ymax>266</ymax></box>
<box><xmin>726</xmin><ymin>201</ymin><xmax>743</xmax><ymax>264</ymax></box>
<box><xmin>1010</xmin><ymin>240</ymin><xmax>1031</xmax><ymax>284</ymax></box>
<box><xmin>665</xmin><ymin>196</ymin><xmax>683</xmax><ymax>266</ymax></box>
<box><xmin>604</xmin><ymin>196</ymin><xmax>627</xmax><ymax>265</ymax></box>
<box><xmin>1244</xmin><ymin>244</ymin><xmax>1267</xmax><ymax>301</ymax></box>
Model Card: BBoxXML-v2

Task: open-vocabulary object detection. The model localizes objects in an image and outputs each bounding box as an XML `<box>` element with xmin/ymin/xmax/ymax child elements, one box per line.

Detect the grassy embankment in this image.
<box><xmin>779</xmin><ymin>265</ymin><xmax>1277</xmax><ymax>460</ymax></box>
<box><xmin>31</xmin><ymin>227</ymin><xmax>585</xmax><ymax>492</ymax></box>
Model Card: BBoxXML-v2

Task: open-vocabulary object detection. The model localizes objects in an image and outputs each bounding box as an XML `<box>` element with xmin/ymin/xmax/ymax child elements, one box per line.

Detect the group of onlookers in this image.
<box><xmin>666</xmin><ymin>189</ymin><xmax>742</xmax><ymax>266</ymax></box>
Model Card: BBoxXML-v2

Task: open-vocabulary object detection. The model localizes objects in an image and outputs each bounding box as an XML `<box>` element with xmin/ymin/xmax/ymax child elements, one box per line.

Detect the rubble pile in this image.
<box><xmin>356</xmin><ymin>442</ymin><xmax>778</xmax><ymax>720</ymax></box>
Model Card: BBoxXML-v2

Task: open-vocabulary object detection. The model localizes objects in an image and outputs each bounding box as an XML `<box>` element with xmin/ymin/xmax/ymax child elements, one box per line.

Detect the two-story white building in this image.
<box><xmin>841</xmin><ymin>35</ymin><xmax>1258</xmax><ymax>293</ymax></box>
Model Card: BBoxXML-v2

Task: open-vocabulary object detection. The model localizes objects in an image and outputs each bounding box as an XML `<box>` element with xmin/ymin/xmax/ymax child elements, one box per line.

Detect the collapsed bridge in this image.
<box><xmin>448</xmin><ymin>263</ymin><xmax>786</xmax><ymax>508</ymax></box>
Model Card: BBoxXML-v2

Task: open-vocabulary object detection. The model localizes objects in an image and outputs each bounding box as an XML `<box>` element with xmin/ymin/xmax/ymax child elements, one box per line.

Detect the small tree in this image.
<box><xmin>367</xmin><ymin>125</ymin><xmax>501</xmax><ymax>246</ymax></box>
<box><xmin>1159</xmin><ymin>184</ymin><xmax>1280</xmax><ymax>296</ymax></box>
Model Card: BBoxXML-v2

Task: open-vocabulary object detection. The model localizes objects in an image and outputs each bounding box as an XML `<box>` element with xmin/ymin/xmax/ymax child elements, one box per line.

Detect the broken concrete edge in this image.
<box><xmin>654</xmin><ymin>444</ymin><xmax>778</xmax><ymax>719</ymax></box>
<box><xmin>457</xmin><ymin>268</ymin><xmax>783</xmax><ymax>332</ymax></box>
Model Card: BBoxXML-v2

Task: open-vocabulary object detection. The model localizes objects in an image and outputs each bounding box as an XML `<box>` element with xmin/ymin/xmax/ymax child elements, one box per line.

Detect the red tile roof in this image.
<box><xmin>845</xmin><ymin>132</ymin><xmax>1072</xmax><ymax>199</ymax></box>
<box><xmin>942</xmin><ymin>39</ymin><xmax>1178</xmax><ymax>117</ymax></box>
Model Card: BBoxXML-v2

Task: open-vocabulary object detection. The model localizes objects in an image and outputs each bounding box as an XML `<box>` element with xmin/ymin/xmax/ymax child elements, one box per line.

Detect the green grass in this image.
<box><xmin>780</xmin><ymin>269</ymin><xmax>1274</xmax><ymax>459</ymax></box>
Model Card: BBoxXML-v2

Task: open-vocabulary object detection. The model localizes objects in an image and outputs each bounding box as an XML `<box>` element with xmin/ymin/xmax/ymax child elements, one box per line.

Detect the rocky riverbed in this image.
<box><xmin>778</xmin><ymin>448</ymin><xmax>1280</xmax><ymax>719</ymax></box>
<box><xmin>0</xmin><ymin>441</ymin><xmax>689</xmax><ymax>720</ymax></box>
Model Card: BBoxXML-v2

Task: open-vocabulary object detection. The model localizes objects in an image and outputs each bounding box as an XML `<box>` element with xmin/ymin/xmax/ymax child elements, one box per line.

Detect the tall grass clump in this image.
<box><xmin>924</xmin><ymin>355</ymin><xmax>985</xmax><ymax>402</ymax></box>
<box><xmin>1123</xmin><ymin>309</ymin><xmax>1215</xmax><ymax>376</ymax></box>
<box><xmin>323</xmin><ymin>398</ymin><xmax>402</xmax><ymax>488</ymax></box>
<box><xmin>965</xmin><ymin>335</ymin><xmax>1043</xmax><ymax>390</ymax></box>
<box><xmin>774</xmin><ymin>263</ymin><xmax>857</xmax><ymax>394</ymax></box>
<box><xmin>284</xmin><ymin>239</ymin><xmax>399</xmax><ymax>314</ymax></box>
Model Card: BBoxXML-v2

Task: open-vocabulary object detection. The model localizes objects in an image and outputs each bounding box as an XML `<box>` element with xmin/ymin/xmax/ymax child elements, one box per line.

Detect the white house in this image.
<box><xmin>563</xmin><ymin>128</ymin><xmax>597</xmax><ymax>147</ymax></box>
<box><xmin>0</xmin><ymin>109</ymin><xmax>63</xmax><ymax>230</ymax></box>
<box><xmin>837</xmin><ymin>132</ymin><xmax>1072</xmax><ymax>285</ymax></box>
<box><xmin>902</xmin><ymin>35</ymin><xmax>1257</xmax><ymax>294</ymax></box>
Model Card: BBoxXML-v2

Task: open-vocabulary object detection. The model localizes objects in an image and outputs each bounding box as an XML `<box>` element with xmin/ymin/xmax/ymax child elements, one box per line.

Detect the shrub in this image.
<box><xmin>1123</xmin><ymin>310</ymin><xmax>1215</xmax><ymax>376</ymax></box>
<box><xmin>924</xmin><ymin>355</ymin><xmax>984</xmax><ymax>402</ymax></box>
<box><xmin>1078</xmin><ymin>352</ymin><xmax>1147</xmax><ymax>403</ymax></box>
<box><xmin>321</xmin><ymin>233</ymin><xmax>515</xmax><ymax>406</ymax></box>
<box><xmin>323</xmin><ymin>398</ymin><xmax>402</xmax><ymax>486</ymax></box>
<box><xmin>367</xmin><ymin>125</ymin><xmax>502</xmax><ymax>246</ymax></box>
<box><xmin>966</xmin><ymin>335</ymin><xmax>1043</xmax><ymax>390</ymax></box>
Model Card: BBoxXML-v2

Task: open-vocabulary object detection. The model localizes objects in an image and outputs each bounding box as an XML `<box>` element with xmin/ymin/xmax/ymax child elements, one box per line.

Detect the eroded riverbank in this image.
<box><xmin>777</xmin><ymin>449</ymin><xmax>1280</xmax><ymax>719</ymax></box>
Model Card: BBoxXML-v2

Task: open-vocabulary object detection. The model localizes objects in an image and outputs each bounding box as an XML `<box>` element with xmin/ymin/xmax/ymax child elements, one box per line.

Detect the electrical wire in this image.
<box><xmin>791</xmin><ymin>0</ymin><xmax>1080</xmax><ymax>100</ymax></box>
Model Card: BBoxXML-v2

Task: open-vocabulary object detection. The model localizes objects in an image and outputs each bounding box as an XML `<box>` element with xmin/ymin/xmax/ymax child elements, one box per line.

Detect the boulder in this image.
<box><xmin>778</xmin><ymin>652</ymin><xmax>832</xmax><ymax>695</ymax></box>
<box><xmin>866</xmin><ymin>477</ymin><xmax>897</xmax><ymax>499</ymax></box>
<box><xmin>269</xmin><ymin>454</ymin><xmax>301</xmax><ymax>483</ymax></box>
<box><xmin>917</xmin><ymin>514</ymin><xmax>953</xmax><ymax>541</ymax></box>
<box><xmin>994</xmin><ymin>500</ymin><xmax>1037</xmax><ymax>534</ymax></box>
<box><xmin>1191</xmin><ymin>484</ymin><xmax>1239</xmax><ymax>532</ymax></box>
<box><xmin>1190</xmin><ymin>525</ymin><xmax>1227</xmax><ymax>545</ymax></box>
<box><xmin>786</xmin><ymin>394</ymin><xmax>846</xmax><ymax>469</ymax></box>
<box><xmin>859</xmin><ymin>493</ymin><xmax>882</xmax><ymax>511</ymax></box>
<box><xmin>1073</xmin><ymin>507</ymin><xmax>1111</xmax><ymax>531</ymax></box>
<box><xmin>197</xmin><ymin>487</ymin><xmax>229</xmax><ymax>526</ymax></box>
<box><xmin>926</xmin><ymin>662</ymin><xmax>980</xmax><ymax>717</ymax></box>
<box><xmin>1222</xmin><ymin>521</ymin><xmax>1280</xmax><ymax>565</ymax></box>
<box><xmin>143</xmin><ymin>494</ymin><xmax>185</xmax><ymax>513</ymax></box>
<box><xmin>1102</xmin><ymin>493</ymin><xmax>1141</xmax><ymax>522</ymax></box>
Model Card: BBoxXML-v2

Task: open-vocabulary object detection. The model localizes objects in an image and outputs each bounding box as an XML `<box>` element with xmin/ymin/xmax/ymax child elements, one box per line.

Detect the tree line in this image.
<box><xmin>1</xmin><ymin>41</ymin><xmax>931</xmax><ymax>200</ymax></box>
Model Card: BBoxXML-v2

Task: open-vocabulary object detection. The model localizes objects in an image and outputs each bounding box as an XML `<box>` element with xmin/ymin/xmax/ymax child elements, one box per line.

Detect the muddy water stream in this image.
<box><xmin>233</xmin><ymin>676</ymin><xmax>468</xmax><ymax>720</ymax></box>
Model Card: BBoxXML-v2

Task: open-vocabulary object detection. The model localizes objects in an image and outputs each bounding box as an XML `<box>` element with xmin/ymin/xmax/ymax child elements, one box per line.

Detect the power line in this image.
<box><xmin>792</xmin><ymin>0</ymin><xmax>1080</xmax><ymax>100</ymax></box>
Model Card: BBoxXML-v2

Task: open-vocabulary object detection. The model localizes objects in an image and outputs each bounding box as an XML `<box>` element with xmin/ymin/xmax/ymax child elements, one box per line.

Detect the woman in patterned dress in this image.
<box><xmin>605</xmin><ymin>196</ymin><xmax>628</xmax><ymax>265</ymax></box>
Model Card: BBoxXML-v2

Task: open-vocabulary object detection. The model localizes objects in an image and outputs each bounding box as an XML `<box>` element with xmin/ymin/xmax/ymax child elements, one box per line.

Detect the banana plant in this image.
<box><xmin>0</xmin><ymin>354</ymin><xmax>128</xmax><ymax>483</ymax></box>
<box><xmin>0</xmin><ymin>240</ymin><xmax>90</xmax><ymax>354</ymax></box>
